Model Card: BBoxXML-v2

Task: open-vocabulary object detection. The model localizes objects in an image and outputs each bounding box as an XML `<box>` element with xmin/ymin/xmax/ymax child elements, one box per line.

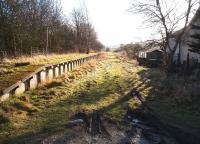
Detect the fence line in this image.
<box><xmin>0</xmin><ymin>54</ymin><xmax>99</xmax><ymax>102</ymax></box>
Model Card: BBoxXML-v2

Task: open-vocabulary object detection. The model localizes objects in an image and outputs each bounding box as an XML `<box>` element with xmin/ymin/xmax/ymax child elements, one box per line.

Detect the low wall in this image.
<box><xmin>0</xmin><ymin>54</ymin><xmax>99</xmax><ymax>102</ymax></box>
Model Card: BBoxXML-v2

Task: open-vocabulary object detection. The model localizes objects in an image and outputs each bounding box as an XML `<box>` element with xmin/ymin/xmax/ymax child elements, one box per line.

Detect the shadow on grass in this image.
<box><xmin>2</xmin><ymin>70</ymin><xmax>133</xmax><ymax>144</ymax></box>
<box><xmin>133</xmin><ymin>67</ymin><xmax>200</xmax><ymax>144</ymax></box>
<box><xmin>3</xmin><ymin>60</ymin><xmax>200</xmax><ymax>144</ymax></box>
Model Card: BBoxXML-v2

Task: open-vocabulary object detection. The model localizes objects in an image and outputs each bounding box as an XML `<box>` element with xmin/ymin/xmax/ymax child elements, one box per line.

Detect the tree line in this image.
<box><xmin>115</xmin><ymin>43</ymin><xmax>143</xmax><ymax>59</ymax></box>
<box><xmin>0</xmin><ymin>0</ymin><xmax>104</xmax><ymax>57</ymax></box>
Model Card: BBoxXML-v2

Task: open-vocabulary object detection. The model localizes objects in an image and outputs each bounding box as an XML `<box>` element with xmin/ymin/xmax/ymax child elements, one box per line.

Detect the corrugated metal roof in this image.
<box><xmin>139</xmin><ymin>47</ymin><xmax>162</xmax><ymax>53</ymax></box>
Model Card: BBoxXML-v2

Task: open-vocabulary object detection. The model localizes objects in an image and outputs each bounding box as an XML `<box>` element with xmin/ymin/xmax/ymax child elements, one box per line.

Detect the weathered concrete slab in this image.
<box><xmin>68</xmin><ymin>62</ymin><xmax>72</xmax><ymax>71</ymax></box>
<box><xmin>74</xmin><ymin>60</ymin><xmax>77</xmax><ymax>67</ymax></box>
<box><xmin>74</xmin><ymin>61</ymin><xmax>77</xmax><ymax>67</ymax></box>
<box><xmin>15</xmin><ymin>82</ymin><xmax>25</xmax><ymax>95</ymax></box>
<box><xmin>71</xmin><ymin>61</ymin><xmax>75</xmax><ymax>68</ymax></box>
<box><xmin>77</xmin><ymin>60</ymin><xmax>80</xmax><ymax>66</ymax></box>
<box><xmin>70</xmin><ymin>62</ymin><xmax>73</xmax><ymax>70</ymax></box>
<box><xmin>3</xmin><ymin>81</ymin><xmax>21</xmax><ymax>94</ymax></box>
<box><xmin>60</xmin><ymin>64</ymin><xmax>64</xmax><ymax>75</ymax></box>
<box><xmin>47</xmin><ymin>68</ymin><xmax>53</xmax><ymax>82</ymax></box>
<box><xmin>0</xmin><ymin>93</ymin><xmax>10</xmax><ymax>102</ymax></box>
<box><xmin>64</xmin><ymin>63</ymin><xmax>68</xmax><ymax>73</ymax></box>
<box><xmin>40</xmin><ymin>70</ymin><xmax>46</xmax><ymax>85</ymax></box>
<box><xmin>30</xmin><ymin>75</ymin><xmax>38</xmax><ymax>90</ymax></box>
<box><xmin>54</xmin><ymin>66</ymin><xmax>59</xmax><ymax>77</ymax></box>
<box><xmin>0</xmin><ymin>54</ymin><xmax>99</xmax><ymax>101</ymax></box>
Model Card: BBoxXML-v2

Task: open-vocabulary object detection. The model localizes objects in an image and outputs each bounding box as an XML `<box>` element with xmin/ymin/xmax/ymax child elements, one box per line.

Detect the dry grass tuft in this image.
<box><xmin>46</xmin><ymin>81</ymin><xmax>64</xmax><ymax>89</ymax></box>
<box><xmin>14</xmin><ymin>99</ymin><xmax>38</xmax><ymax>113</ymax></box>
<box><xmin>98</xmin><ymin>52</ymin><xmax>108</xmax><ymax>60</ymax></box>
<box><xmin>20</xmin><ymin>95</ymin><xmax>30</xmax><ymax>103</ymax></box>
<box><xmin>3</xmin><ymin>53</ymin><xmax>95</xmax><ymax>65</ymax></box>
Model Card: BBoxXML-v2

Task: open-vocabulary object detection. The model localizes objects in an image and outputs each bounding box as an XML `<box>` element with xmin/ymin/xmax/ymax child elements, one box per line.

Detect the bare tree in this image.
<box><xmin>130</xmin><ymin>0</ymin><xmax>199</xmax><ymax>72</ymax></box>
<box><xmin>0</xmin><ymin>0</ymin><xmax>103</xmax><ymax>57</ymax></box>
<box><xmin>71</xmin><ymin>6</ymin><xmax>103</xmax><ymax>53</ymax></box>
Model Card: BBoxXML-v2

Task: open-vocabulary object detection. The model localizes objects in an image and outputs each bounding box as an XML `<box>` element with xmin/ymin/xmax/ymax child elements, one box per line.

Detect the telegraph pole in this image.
<box><xmin>46</xmin><ymin>27</ymin><xmax>48</xmax><ymax>55</ymax></box>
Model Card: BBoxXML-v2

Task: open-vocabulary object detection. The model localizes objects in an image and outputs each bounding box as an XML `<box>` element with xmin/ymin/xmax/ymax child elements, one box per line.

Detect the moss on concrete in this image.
<box><xmin>0</xmin><ymin>53</ymin><xmax>95</xmax><ymax>92</ymax></box>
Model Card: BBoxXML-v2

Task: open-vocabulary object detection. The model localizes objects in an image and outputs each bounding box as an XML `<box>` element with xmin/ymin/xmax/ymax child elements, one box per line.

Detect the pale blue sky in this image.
<box><xmin>61</xmin><ymin>0</ymin><xmax>156</xmax><ymax>47</ymax></box>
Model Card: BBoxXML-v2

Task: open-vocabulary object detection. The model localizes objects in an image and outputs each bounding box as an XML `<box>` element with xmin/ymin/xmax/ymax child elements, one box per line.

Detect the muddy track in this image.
<box><xmin>65</xmin><ymin>90</ymin><xmax>179</xmax><ymax>144</ymax></box>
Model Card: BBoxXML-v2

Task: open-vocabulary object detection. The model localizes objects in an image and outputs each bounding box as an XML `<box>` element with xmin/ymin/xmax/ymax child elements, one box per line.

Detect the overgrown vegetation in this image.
<box><xmin>130</xmin><ymin>0</ymin><xmax>199</xmax><ymax>72</ymax></box>
<box><xmin>132</xmin><ymin>66</ymin><xmax>200</xmax><ymax>135</ymax></box>
<box><xmin>0</xmin><ymin>53</ymin><xmax>200</xmax><ymax>143</ymax></box>
<box><xmin>115</xmin><ymin>43</ymin><xmax>144</xmax><ymax>59</ymax></box>
<box><xmin>0</xmin><ymin>0</ymin><xmax>104</xmax><ymax>57</ymax></box>
<box><xmin>0</xmin><ymin>53</ymin><xmax>95</xmax><ymax>92</ymax></box>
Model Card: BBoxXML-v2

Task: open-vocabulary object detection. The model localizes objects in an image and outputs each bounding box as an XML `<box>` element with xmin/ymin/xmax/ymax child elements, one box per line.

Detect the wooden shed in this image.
<box><xmin>138</xmin><ymin>48</ymin><xmax>163</xmax><ymax>67</ymax></box>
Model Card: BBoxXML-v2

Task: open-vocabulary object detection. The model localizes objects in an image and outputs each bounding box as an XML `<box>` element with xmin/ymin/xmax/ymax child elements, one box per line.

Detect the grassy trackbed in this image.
<box><xmin>0</xmin><ymin>53</ymin><xmax>95</xmax><ymax>92</ymax></box>
<box><xmin>0</xmin><ymin>53</ymin><xmax>200</xmax><ymax>143</ymax></box>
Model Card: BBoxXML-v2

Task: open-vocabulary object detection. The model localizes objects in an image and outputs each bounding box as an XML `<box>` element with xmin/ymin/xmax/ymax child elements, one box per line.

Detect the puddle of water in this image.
<box><xmin>125</xmin><ymin>115</ymin><xmax>178</xmax><ymax>144</ymax></box>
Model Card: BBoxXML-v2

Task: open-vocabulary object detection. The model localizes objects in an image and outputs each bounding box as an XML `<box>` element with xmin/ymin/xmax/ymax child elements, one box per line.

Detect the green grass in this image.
<box><xmin>0</xmin><ymin>53</ymin><xmax>136</xmax><ymax>143</ymax></box>
<box><xmin>0</xmin><ymin>52</ymin><xmax>200</xmax><ymax>143</ymax></box>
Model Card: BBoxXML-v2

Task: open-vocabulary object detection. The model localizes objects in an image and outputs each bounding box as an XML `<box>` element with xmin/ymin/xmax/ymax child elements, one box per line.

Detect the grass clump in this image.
<box><xmin>105</xmin><ymin>105</ymin><xmax>127</xmax><ymax>123</ymax></box>
<box><xmin>46</xmin><ymin>81</ymin><xmax>64</xmax><ymax>89</ymax></box>
<box><xmin>13</xmin><ymin>99</ymin><xmax>39</xmax><ymax>113</ymax></box>
<box><xmin>128</xmin><ymin>99</ymin><xmax>141</xmax><ymax>109</ymax></box>
<box><xmin>0</xmin><ymin>110</ymin><xmax>10</xmax><ymax>124</ymax></box>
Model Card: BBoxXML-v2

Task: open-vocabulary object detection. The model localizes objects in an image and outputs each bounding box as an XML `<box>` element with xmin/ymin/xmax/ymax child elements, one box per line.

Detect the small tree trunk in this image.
<box><xmin>166</xmin><ymin>52</ymin><xmax>175</xmax><ymax>74</ymax></box>
<box><xmin>177</xmin><ymin>42</ymin><xmax>181</xmax><ymax>65</ymax></box>
<box><xmin>86</xmin><ymin>47</ymin><xmax>89</xmax><ymax>54</ymax></box>
<box><xmin>13</xmin><ymin>35</ymin><xmax>17</xmax><ymax>57</ymax></box>
<box><xmin>186</xmin><ymin>53</ymin><xmax>190</xmax><ymax>75</ymax></box>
